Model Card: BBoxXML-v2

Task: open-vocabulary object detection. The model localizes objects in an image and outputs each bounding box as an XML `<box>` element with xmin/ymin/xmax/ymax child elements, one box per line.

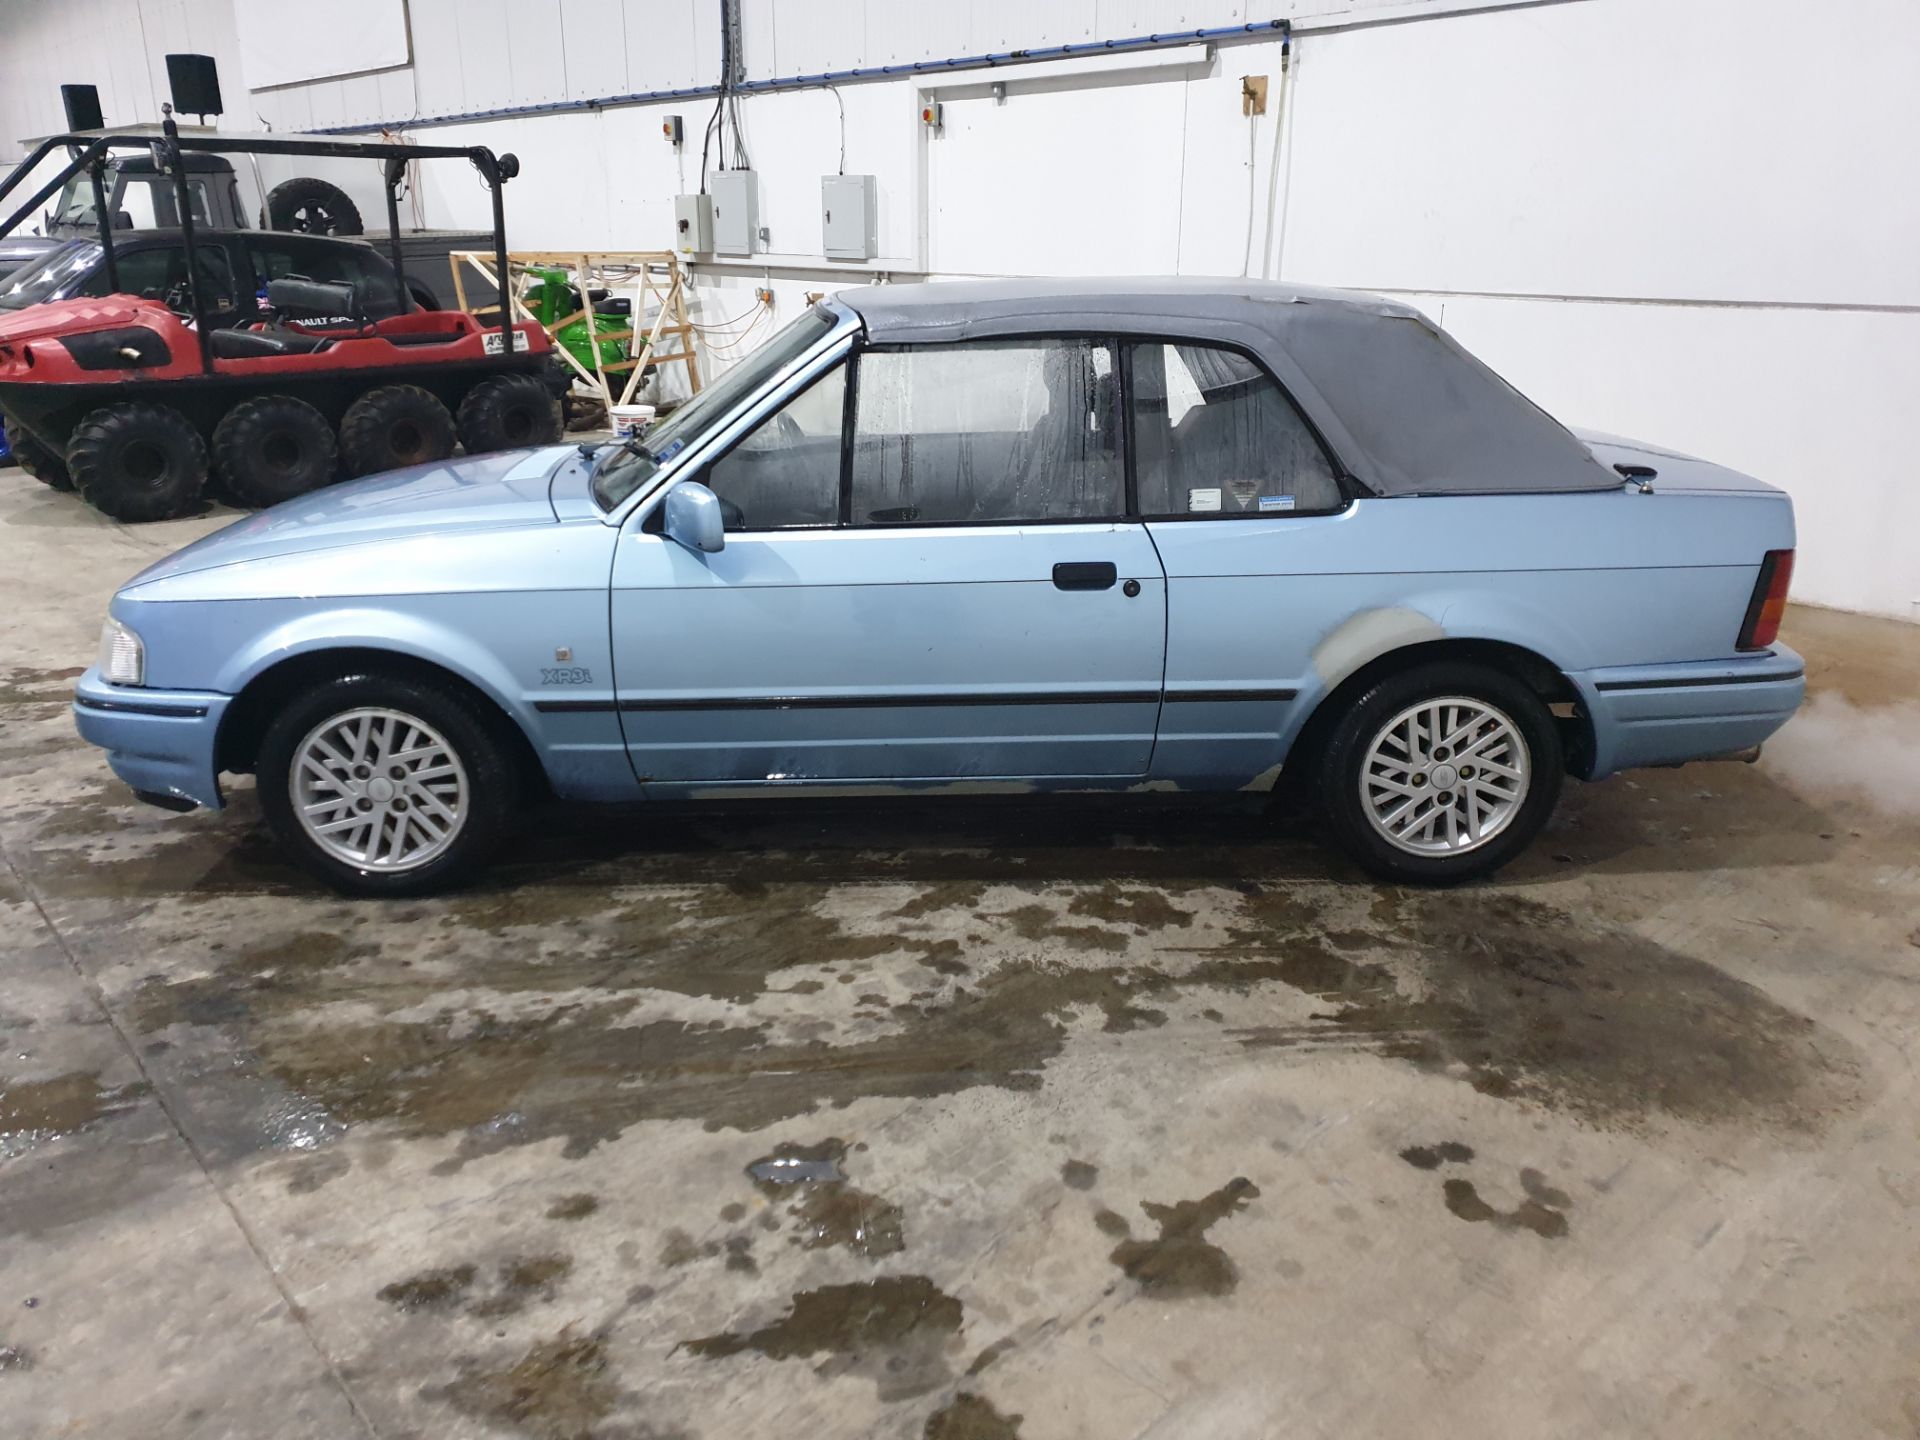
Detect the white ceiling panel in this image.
<box><xmin>407</xmin><ymin>0</ymin><xmax>472</xmax><ymax>117</ymax></box>
<box><xmin>771</xmin><ymin>0</ymin><xmax>867</xmax><ymax>77</ymax></box>
<box><xmin>560</xmin><ymin>0</ymin><xmax>632</xmax><ymax>100</ymax></box>
<box><xmin>506</xmin><ymin>0</ymin><xmax>569</xmax><ymax>106</ymax></box>
<box><xmin>626</xmin><ymin>0</ymin><xmax>710</xmax><ymax>94</ymax></box>
<box><xmin>968</xmin><ymin>0</ymin><xmax>1100</xmax><ymax>50</ymax></box>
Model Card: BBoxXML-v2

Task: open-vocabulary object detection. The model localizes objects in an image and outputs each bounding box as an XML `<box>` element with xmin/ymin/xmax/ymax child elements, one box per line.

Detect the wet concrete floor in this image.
<box><xmin>2</xmin><ymin>477</ymin><xmax>1918</xmax><ymax>1438</ymax></box>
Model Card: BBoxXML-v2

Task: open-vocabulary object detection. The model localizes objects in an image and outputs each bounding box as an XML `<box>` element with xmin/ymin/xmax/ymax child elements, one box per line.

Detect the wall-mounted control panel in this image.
<box><xmin>821</xmin><ymin>174</ymin><xmax>876</xmax><ymax>261</ymax></box>
<box><xmin>673</xmin><ymin>193</ymin><xmax>712</xmax><ymax>255</ymax></box>
<box><xmin>711</xmin><ymin>170</ymin><xmax>759</xmax><ymax>256</ymax></box>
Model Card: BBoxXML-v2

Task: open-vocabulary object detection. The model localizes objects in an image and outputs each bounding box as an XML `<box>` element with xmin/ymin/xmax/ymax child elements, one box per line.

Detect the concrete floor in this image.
<box><xmin>2</xmin><ymin>473</ymin><xmax>1918</xmax><ymax>1440</ymax></box>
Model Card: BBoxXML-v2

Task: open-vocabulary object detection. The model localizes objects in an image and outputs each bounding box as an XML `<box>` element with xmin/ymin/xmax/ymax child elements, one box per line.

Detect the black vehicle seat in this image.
<box><xmin>209</xmin><ymin>326</ymin><xmax>333</xmax><ymax>358</ymax></box>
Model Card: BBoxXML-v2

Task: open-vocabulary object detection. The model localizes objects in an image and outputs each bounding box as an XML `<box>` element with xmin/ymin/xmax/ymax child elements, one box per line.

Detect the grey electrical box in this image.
<box><xmin>710</xmin><ymin>170</ymin><xmax>758</xmax><ymax>256</ymax></box>
<box><xmin>821</xmin><ymin>174</ymin><xmax>877</xmax><ymax>261</ymax></box>
<box><xmin>673</xmin><ymin>193</ymin><xmax>711</xmax><ymax>255</ymax></box>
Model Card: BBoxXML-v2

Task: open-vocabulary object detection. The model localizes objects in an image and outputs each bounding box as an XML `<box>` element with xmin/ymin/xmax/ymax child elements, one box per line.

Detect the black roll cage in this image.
<box><xmin>0</xmin><ymin>113</ymin><xmax>519</xmax><ymax>375</ymax></box>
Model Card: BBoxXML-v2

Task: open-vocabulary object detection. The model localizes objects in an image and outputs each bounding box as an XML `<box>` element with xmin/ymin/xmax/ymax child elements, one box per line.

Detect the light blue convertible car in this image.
<box><xmin>73</xmin><ymin>279</ymin><xmax>1804</xmax><ymax>895</ymax></box>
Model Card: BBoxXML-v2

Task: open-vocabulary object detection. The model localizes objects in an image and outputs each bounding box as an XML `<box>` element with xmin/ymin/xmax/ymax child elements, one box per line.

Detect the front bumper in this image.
<box><xmin>71</xmin><ymin>666</ymin><xmax>231</xmax><ymax>811</ymax></box>
<box><xmin>1574</xmin><ymin>644</ymin><xmax>1806</xmax><ymax>779</ymax></box>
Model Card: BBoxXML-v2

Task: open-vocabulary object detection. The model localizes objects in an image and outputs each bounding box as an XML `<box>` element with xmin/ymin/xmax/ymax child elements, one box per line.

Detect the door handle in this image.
<box><xmin>1052</xmin><ymin>561</ymin><xmax>1118</xmax><ymax>591</ymax></box>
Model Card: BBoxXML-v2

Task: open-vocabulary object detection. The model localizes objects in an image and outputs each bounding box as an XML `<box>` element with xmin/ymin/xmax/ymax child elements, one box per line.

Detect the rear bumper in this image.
<box><xmin>1574</xmin><ymin>645</ymin><xmax>1805</xmax><ymax>779</ymax></box>
<box><xmin>71</xmin><ymin>667</ymin><xmax>230</xmax><ymax>811</ymax></box>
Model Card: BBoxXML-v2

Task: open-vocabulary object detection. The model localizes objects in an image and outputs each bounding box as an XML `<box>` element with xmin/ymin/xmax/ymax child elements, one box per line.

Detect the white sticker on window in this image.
<box><xmin>1258</xmin><ymin>495</ymin><xmax>1296</xmax><ymax>512</ymax></box>
<box><xmin>1187</xmin><ymin>487</ymin><xmax>1222</xmax><ymax>513</ymax></box>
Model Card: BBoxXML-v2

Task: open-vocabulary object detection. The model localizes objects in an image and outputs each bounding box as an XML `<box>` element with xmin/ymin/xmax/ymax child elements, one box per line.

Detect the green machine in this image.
<box><xmin>520</xmin><ymin>267</ymin><xmax>638</xmax><ymax>378</ymax></box>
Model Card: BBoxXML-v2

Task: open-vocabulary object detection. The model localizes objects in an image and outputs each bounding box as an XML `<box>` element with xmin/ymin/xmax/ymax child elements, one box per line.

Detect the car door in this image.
<box><xmin>609</xmin><ymin>335</ymin><xmax>1168</xmax><ymax>788</ymax></box>
<box><xmin>1125</xmin><ymin>338</ymin><xmax>1353</xmax><ymax>785</ymax></box>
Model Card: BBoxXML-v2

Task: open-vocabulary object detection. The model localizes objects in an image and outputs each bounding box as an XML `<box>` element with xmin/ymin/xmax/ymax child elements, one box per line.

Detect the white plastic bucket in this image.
<box><xmin>610</xmin><ymin>403</ymin><xmax>656</xmax><ymax>441</ymax></box>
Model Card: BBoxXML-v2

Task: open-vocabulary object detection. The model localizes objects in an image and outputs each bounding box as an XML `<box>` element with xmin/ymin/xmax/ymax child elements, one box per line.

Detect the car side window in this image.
<box><xmin>249</xmin><ymin>242</ymin><xmax>399</xmax><ymax>315</ymax></box>
<box><xmin>702</xmin><ymin>361</ymin><xmax>846</xmax><ymax>531</ymax></box>
<box><xmin>1129</xmin><ymin>341</ymin><xmax>1342</xmax><ymax>516</ymax></box>
<box><xmin>82</xmin><ymin>245</ymin><xmax>235</xmax><ymax>311</ymax></box>
<box><xmin>850</xmin><ymin>339</ymin><xmax>1123</xmax><ymax>525</ymax></box>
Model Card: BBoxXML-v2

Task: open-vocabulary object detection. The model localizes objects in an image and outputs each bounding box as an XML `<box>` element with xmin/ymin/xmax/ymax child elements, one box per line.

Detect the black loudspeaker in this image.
<box><xmin>61</xmin><ymin>83</ymin><xmax>104</xmax><ymax>132</ymax></box>
<box><xmin>165</xmin><ymin>53</ymin><xmax>223</xmax><ymax>118</ymax></box>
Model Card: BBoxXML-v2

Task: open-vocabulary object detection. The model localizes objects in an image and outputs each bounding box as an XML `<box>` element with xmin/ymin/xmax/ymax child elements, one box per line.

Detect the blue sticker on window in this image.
<box><xmin>1257</xmin><ymin>495</ymin><xmax>1296</xmax><ymax>512</ymax></box>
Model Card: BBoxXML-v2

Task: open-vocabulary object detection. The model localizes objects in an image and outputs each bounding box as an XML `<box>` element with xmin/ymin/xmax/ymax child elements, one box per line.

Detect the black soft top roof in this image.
<box><xmin>836</xmin><ymin>277</ymin><xmax>1616</xmax><ymax>498</ymax></box>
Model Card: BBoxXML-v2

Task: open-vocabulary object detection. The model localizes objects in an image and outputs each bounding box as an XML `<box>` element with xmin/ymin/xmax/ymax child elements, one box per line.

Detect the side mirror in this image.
<box><xmin>663</xmin><ymin>481</ymin><xmax>725</xmax><ymax>554</ymax></box>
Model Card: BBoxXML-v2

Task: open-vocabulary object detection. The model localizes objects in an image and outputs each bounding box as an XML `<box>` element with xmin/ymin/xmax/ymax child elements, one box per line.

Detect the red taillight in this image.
<box><xmin>1737</xmin><ymin>548</ymin><xmax>1794</xmax><ymax>650</ymax></box>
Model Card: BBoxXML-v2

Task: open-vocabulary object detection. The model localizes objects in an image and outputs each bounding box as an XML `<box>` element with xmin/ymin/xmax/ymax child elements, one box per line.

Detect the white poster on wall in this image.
<box><xmin>239</xmin><ymin>0</ymin><xmax>412</xmax><ymax>90</ymax></box>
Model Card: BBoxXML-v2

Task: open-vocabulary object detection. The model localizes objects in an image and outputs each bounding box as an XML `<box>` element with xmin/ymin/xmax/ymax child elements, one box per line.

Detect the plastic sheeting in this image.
<box><xmin>837</xmin><ymin>278</ymin><xmax>1618</xmax><ymax>498</ymax></box>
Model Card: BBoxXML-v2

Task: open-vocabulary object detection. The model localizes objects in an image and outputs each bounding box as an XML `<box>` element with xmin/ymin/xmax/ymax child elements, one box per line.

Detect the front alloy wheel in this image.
<box><xmin>291</xmin><ymin>708</ymin><xmax>470</xmax><ymax>870</ymax></box>
<box><xmin>257</xmin><ymin>671</ymin><xmax>519</xmax><ymax>895</ymax></box>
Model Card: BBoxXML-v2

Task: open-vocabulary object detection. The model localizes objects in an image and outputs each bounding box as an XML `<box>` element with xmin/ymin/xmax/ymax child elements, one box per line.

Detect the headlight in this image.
<box><xmin>98</xmin><ymin>617</ymin><xmax>144</xmax><ymax>686</ymax></box>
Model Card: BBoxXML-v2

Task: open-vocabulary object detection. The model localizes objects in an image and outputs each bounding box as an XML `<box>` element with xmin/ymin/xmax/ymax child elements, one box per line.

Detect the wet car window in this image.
<box><xmin>1129</xmin><ymin>341</ymin><xmax>1342</xmax><ymax>516</ymax></box>
<box><xmin>594</xmin><ymin>306</ymin><xmax>837</xmax><ymax>511</ymax></box>
<box><xmin>703</xmin><ymin>362</ymin><xmax>846</xmax><ymax>530</ymax></box>
<box><xmin>850</xmin><ymin>339</ymin><xmax>1123</xmax><ymax>525</ymax></box>
<box><xmin>0</xmin><ymin>242</ymin><xmax>103</xmax><ymax>309</ymax></box>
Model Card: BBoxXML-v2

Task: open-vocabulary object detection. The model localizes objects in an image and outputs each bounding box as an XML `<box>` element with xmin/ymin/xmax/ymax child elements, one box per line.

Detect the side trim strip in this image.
<box><xmin>619</xmin><ymin>690</ymin><xmax>1164</xmax><ymax>712</ymax></box>
<box><xmin>74</xmin><ymin>696</ymin><xmax>212</xmax><ymax>718</ymax></box>
<box><xmin>1593</xmin><ymin>669</ymin><xmax>1804</xmax><ymax>693</ymax></box>
<box><xmin>537</xmin><ymin>686</ymin><xmax>1302</xmax><ymax>715</ymax></box>
<box><xmin>1163</xmin><ymin>688</ymin><xmax>1300</xmax><ymax>703</ymax></box>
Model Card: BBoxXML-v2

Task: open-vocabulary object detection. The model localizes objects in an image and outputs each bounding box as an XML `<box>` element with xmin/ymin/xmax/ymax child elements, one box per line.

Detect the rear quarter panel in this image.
<box><xmin>1148</xmin><ymin>487</ymin><xmax>1795</xmax><ymax>786</ymax></box>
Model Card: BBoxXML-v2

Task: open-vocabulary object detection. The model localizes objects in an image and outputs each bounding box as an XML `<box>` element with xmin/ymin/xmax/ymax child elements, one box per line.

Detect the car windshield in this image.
<box><xmin>592</xmin><ymin>306</ymin><xmax>839</xmax><ymax>510</ymax></box>
<box><xmin>0</xmin><ymin>241</ymin><xmax>102</xmax><ymax>310</ymax></box>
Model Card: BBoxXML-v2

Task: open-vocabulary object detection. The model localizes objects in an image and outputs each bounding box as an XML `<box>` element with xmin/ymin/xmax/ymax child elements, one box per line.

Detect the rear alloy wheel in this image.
<box><xmin>67</xmin><ymin>403</ymin><xmax>208</xmax><ymax>522</ymax></box>
<box><xmin>257</xmin><ymin>671</ymin><xmax>520</xmax><ymax>896</ymax></box>
<box><xmin>338</xmin><ymin>384</ymin><xmax>457</xmax><ymax>477</ymax></box>
<box><xmin>1317</xmin><ymin>661</ymin><xmax>1563</xmax><ymax>885</ymax></box>
<box><xmin>212</xmin><ymin>395</ymin><xmax>338</xmax><ymax>508</ymax></box>
<box><xmin>456</xmin><ymin>373</ymin><xmax>564</xmax><ymax>455</ymax></box>
<box><xmin>10</xmin><ymin>429</ymin><xmax>73</xmax><ymax>491</ymax></box>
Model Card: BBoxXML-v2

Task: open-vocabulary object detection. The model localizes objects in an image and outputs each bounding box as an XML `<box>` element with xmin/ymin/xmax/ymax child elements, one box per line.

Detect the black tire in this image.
<box><xmin>456</xmin><ymin>373</ymin><xmax>564</xmax><ymax>455</ymax></box>
<box><xmin>67</xmin><ymin>403</ymin><xmax>208</xmax><ymax>522</ymax></box>
<box><xmin>257</xmin><ymin>670</ymin><xmax>521</xmax><ymax>896</ymax></box>
<box><xmin>10</xmin><ymin>429</ymin><xmax>73</xmax><ymax>491</ymax></box>
<box><xmin>261</xmin><ymin>177</ymin><xmax>364</xmax><ymax>236</ymax></box>
<box><xmin>1316</xmin><ymin>661</ymin><xmax>1563</xmax><ymax>885</ymax></box>
<box><xmin>338</xmin><ymin>385</ymin><xmax>457</xmax><ymax>477</ymax></box>
<box><xmin>211</xmin><ymin>395</ymin><xmax>339</xmax><ymax>508</ymax></box>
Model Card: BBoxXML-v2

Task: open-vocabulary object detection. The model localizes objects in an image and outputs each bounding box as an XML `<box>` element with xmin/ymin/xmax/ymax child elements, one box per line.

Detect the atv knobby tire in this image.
<box><xmin>457</xmin><ymin>373</ymin><xmax>564</xmax><ymax>455</ymax></box>
<box><xmin>339</xmin><ymin>385</ymin><xmax>457</xmax><ymax>477</ymax></box>
<box><xmin>67</xmin><ymin>403</ymin><xmax>208</xmax><ymax>522</ymax></box>
<box><xmin>10</xmin><ymin>428</ymin><xmax>73</xmax><ymax>491</ymax></box>
<box><xmin>262</xmin><ymin>177</ymin><xmax>364</xmax><ymax>237</ymax></box>
<box><xmin>212</xmin><ymin>395</ymin><xmax>339</xmax><ymax>508</ymax></box>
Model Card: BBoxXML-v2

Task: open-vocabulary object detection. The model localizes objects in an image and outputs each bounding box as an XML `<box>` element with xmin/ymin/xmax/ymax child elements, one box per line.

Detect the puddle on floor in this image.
<box><xmin>681</xmin><ymin>1275</ymin><xmax>965</xmax><ymax>1402</ymax></box>
<box><xmin>1104</xmin><ymin>1177</ymin><xmax>1261</xmax><ymax>1299</ymax></box>
<box><xmin>747</xmin><ymin>1138</ymin><xmax>905</xmax><ymax>1260</ymax></box>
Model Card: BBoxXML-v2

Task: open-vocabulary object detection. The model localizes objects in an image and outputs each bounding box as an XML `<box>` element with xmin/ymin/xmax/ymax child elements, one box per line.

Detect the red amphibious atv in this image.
<box><xmin>0</xmin><ymin>119</ymin><xmax>557</xmax><ymax>522</ymax></box>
